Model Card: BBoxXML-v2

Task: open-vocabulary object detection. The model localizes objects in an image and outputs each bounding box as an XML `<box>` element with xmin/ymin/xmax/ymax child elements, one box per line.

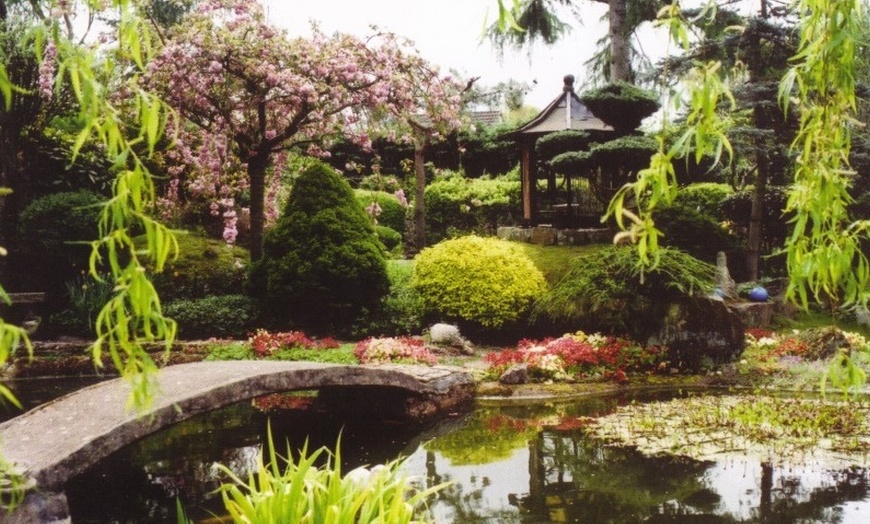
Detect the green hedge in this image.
<box><xmin>424</xmin><ymin>173</ymin><xmax>520</xmax><ymax>244</ymax></box>
<box><xmin>354</xmin><ymin>189</ymin><xmax>407</xmax><ymax>233</ymax></box>
<box><xmin>164</xmin><ymin>294</ymin><xmax>260</xmax><ymax>340</ymax></box>
<box><xmin>673</xmin><ymin>183</ymin><xmax>734</xmax><ymax>222</ymax></box>
<box><xmin>17</xmin><ymin>190</ymin><xmax>106</xmax><ymax>298</ymax></box>
<box><xmin>143</xmin><ymin>231</ymin><xmax>250</xmax><ymax>302</ymax></box>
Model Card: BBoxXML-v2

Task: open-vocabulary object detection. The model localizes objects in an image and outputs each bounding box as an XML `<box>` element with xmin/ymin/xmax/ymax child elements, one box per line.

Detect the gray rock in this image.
<box><xmin>499</xmin><ymin>363</ymin><xmax>529</xmax><ymax>385</ymax></box>
<box><xmin>429</xmin><ymin>323</ymin><xmax>474</xmax><ymax>355</ymax></box>
<box><xmin>715</xmin><ymin>251</ymin><xmax>738</xmax><ymax>300</ymax></box>
<box><xmin>649</xmin><ymin>297</ymin><xmax>745</xmax><ymax>371</ymax></box>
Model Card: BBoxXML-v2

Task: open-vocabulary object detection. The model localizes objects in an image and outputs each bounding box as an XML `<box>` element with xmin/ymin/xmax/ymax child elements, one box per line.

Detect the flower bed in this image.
<box><xmin>483</xmin><ymin>331</ymin><xmax>665</xmax><ymax>383</ymax></box>
<box><xmin>248</xmin><ymin>329</ymin><xmax>339</xmax><ymax>358</ymax></box>
<box><xmin>354</xmin><ymin>337</ymin><xmax>439</xmax><ymax>365</ymax></box>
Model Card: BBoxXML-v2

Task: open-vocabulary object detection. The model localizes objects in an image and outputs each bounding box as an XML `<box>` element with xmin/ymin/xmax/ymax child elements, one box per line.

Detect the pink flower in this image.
<box><xmin>394</xmin><ymin>189</ymin><xmax>408</xmax><ymax>207</ymax></box>
<box><xmin>38</xmin><ymin>43</ymin><xmax>57</xmax><ymax>101</ymax></box>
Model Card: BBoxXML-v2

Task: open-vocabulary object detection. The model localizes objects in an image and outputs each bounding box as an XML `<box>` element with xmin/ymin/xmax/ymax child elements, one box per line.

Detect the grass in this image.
<box><xmin>776</xmin><ymin>306</ymin><xmax>870</xmax><ymax>338</ymax></box>
<box><xmin>514</xmin><ymin>243</ymin><xmax>603</xmax><ymax>284</ymax></box>
<box><xmin>205</xmin><ymin>341</ymin><xmax>357</xmax><ymax>364</ymax></box>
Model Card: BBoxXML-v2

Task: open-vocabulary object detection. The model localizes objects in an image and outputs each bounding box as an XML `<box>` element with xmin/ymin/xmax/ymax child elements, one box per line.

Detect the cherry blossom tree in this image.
<box><xmin>146</xmin><ymin>0</ymin><xmax>465</xmax><ymax>260</ymax></box>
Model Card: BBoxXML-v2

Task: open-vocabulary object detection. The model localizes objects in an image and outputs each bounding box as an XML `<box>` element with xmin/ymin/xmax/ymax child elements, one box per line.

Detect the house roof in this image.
<box><xmin>517</xmin><ymin>75</ymin><xmax>612</xmax><ymax>135</ymax></box>
<box><xmin>469</xmin><ymin>110</ymin><xmax>503</xmax><ymax>127</ymax></box>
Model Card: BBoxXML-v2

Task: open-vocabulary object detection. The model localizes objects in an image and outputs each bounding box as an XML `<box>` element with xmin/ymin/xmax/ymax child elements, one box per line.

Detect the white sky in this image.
<box><xmin>261</xmin><ymin>0</ymin><xmax>621</xmax><ymax>109</ymax></box>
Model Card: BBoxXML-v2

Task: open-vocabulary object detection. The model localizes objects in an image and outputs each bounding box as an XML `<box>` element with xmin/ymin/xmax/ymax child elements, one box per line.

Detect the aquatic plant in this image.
<box><xmin>589</xmin><ymin>393</ymin><xmax>870</xmax><ymax>468</ymax></box>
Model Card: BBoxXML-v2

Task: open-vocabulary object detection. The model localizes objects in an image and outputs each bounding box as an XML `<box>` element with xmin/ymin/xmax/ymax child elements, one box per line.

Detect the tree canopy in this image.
<box><xmin>145</xmin><ymin>0</ymin><xmax>465</xmax><ymax>260</ymax></box>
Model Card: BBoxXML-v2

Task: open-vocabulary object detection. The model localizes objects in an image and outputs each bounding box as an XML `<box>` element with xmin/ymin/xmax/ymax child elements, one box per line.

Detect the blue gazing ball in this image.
<box><xmin>748</xmin><ymin>286</ymin><xmax>769</xmax><ymax>302</ymax></box>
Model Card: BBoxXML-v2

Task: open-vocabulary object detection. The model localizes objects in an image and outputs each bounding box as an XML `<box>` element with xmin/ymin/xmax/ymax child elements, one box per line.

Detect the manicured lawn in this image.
<box><xmin>514</xmin><ymin>242</ymin><xmax>605</xmax><ymax>284</ymax></box>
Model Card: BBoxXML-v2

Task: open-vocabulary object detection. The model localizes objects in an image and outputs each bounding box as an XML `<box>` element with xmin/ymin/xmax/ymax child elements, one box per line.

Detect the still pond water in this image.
<box><xmin>6</xmin><ymin>379</ymin><xmax>870</xmax><ymax>523</ymax></box>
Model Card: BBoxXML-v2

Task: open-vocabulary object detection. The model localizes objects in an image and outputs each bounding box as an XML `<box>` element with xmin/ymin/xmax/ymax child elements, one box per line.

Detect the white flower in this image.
<box><xmin>757</xmin><ymin>336</ymin><xmax>778</xmax><ymax>348</ymax></box>
<box><xmin>587</xmin><ymin>333</ymin><xmax>607</xmax><ymax>347</ymax></box>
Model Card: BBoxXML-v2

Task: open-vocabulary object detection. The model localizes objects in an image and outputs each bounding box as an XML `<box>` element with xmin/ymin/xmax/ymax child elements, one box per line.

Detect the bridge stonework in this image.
<box><xmin>0</xmin><ymin>361</ymin><xmax>473</xmax><ymax>523</ymax></box>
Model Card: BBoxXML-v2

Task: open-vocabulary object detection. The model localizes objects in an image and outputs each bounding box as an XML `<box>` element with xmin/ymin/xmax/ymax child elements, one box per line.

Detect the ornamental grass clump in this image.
<box><xmin>354</xmin><ymin>337</ymin><xmax>438</xmax><ymax>366</ymax></box>
<box><xmin>412</xmin><ymin>235</ymin><xmax>546</xmax><ymax>328</ymax></box>
<box><xmin>211</xmin><ymin>429</ymin><xmax>447</xmax><ymax>524</ymax></box>
<box><xmin>484</xmin><ymin>331</ymin><xmax>664</xmax><ymax>383</ymax></box>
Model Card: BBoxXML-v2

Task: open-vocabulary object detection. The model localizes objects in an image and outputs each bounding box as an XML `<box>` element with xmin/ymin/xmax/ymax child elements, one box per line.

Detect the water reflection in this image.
<box><xmin>47</xmin><ymin>388</ymin><xmax>870</xmax><ymax>523</ymax></box>
<box><xmin>415</xmin><ymin>394</ymin><xmax>870</xmax><ymax>523</ymax></box>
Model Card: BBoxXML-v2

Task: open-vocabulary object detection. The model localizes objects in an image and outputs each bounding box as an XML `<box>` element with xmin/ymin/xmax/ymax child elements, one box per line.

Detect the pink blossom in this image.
<box><xmin>38</xmin><ymin>43</ymin><xmax>57</xmax><ymax>101</ymax></box>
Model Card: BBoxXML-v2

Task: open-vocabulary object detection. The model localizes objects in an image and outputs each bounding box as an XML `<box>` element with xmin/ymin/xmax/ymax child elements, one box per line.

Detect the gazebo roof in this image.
<box><xmin>517</xmin><ymin>75</ymin><xmax>612</xmax><ymax>135</ymax></box>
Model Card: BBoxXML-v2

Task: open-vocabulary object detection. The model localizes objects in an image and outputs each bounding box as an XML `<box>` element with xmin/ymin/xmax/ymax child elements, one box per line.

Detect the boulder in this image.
<box><xmin>649</xmin><ymin>297</ymin><xmax>745</xmax><ymax>371</ymax></box>
<box><xmin>499</xmin><ymin>363</ymin><xmax>529</xmax><ymax>385</ymax></box>
<box><xmin>429</xmin><ymin>323</ymin><xmax>474</xmax><ymax>355</ymax></box>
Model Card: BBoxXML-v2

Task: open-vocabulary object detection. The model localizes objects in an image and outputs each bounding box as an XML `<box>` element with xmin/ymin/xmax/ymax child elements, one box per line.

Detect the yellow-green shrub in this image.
<box><xmin>412</xmin><ymin>236</ymin><xmax>546</xmax><ymax>328</ymax></box>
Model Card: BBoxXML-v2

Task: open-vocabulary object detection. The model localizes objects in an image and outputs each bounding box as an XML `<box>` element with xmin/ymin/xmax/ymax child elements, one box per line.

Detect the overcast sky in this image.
<box><xmin>261</xmin><ymin>0</ymin><xmax>618</xmax><ymax>109</ymax></box>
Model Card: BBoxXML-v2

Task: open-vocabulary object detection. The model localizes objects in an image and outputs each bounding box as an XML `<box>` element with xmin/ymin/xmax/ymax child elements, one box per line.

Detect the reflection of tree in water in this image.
<box><xmin>517</xmin><ymin>430</ymin><xmax>720</xmax><ymax>523</ymax></box>
<box><xmin>66</xmin><ymin>398</ymin><xmax>424</xmax><ymax>521</ymax></box>
<box><xmin>513</xmin><ymin>428</ymin><xmax>870</xmax><ymax>523</ymax></box>
<box><xmin>750</xmin><ymin>462</ymin><xmax>869</xmax><ymax>523</ymax></box>
<box><xmin>423</xmin><ymin>450</ymin><xmax>523</xmax><ymax>524</ymax></box>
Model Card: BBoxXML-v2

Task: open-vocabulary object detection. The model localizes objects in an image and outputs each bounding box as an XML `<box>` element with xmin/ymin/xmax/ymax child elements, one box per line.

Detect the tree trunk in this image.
<box><xmin>413</xmin><ymin>130</ymin><xmax>429</xmax><ymax>252</ymax></box>
<box><xmin>747</xmin><ymin>150</ymin><xmax>767</xmax><ymax>283</ymax></box>
<box><xmin>608</xmin><ymin>0</ymin><xmax>631</xmax><ymax>82</ymax></box>
<box><xmin>0</xmin><ymin>120</ymin><xmax>32</xmax><ymax>291</ymax></box>
<box><xmin>246</xmin><ymin>152</ymin><xmax>269</xmax><ymax>262</ymax></box>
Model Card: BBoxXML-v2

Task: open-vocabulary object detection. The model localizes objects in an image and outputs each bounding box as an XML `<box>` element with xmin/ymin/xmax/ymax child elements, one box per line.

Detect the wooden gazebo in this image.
<box><xmin>516</xmin><ymin>75</ymin><xmax>613</xmax><ymax>226</ymax></box>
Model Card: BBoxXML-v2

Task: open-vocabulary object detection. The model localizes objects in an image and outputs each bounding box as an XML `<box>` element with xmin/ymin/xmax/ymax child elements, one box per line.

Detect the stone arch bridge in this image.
<box><xmin>0</xmin><ymin>361</ymin><xmax>473</xmax><ymax>523</ymax></box>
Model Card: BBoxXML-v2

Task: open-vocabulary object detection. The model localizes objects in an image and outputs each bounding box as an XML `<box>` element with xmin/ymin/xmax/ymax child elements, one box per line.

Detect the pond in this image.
<box><xmin>6</xmin><ymin>379</ymin><xmax>870</xmax><ymax>523</ymax></box>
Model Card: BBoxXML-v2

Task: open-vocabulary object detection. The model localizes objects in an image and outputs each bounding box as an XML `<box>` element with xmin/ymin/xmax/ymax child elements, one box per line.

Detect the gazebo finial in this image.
<box><xmin>563</xmin><ymin>74</ymin><xmax>575</xmax><ymax>92</ymax></box>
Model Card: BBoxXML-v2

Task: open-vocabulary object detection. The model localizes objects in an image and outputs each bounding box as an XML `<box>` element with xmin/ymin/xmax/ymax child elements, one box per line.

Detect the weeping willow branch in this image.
<box><xmin>778</xmin><ymin>0</ymin><xmax>868</xmax><ymax>310</ymax></box>
<box><xmin>604</xmin><ymin>1</ymin><xmax>735</xmax><ymax>268</ymax></box>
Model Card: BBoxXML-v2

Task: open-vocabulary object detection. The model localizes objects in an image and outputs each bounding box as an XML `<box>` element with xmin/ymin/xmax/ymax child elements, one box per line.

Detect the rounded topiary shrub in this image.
<box><xmin>412</xmin><ymin>235</ymin><xmax>547</xmax><ymax>328</ymax></box>
<box><xmin>251</xmin><ymin>162</ymin><xmax>389</xmax><ymax>334</ymax></box>
<box><xmin>374</xmin><ymin>225</ymin><xmax>402</xmax><ymax>253</ymax></box>
<box><xmin>164</xmin><ymin>294</ymin><xmax>259</xmax><ymax>340</ymax></box>
<box><xmin>17</xmin><ymin>190</ymin><xmax>106</xmax><ymax>297</ymax></box>
<box><xmin>142</xmin><ymin>231</ymin><xmax>251</xmax><ymax>302</ymax></box>
<box><xmin>580</xmin><ymin>82</ymin><xmax>661</xmax><ymax>134</ymax></box>
<box><xmin>536</xmin><ymin>130</ymin><xmax>591</xmax><ymax>160</ymax></box>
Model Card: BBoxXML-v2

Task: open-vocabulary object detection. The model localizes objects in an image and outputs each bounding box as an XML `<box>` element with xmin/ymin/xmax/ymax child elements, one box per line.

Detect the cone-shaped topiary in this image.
<box><xmin>251</xmin><ymin>162</ymin><xmax>389</xmax><ymax>334</ymax></box>
<box><xmin>412</xmin><ymin>235</ymin><xmax>547</xmax><ymax>328</ymax></box>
